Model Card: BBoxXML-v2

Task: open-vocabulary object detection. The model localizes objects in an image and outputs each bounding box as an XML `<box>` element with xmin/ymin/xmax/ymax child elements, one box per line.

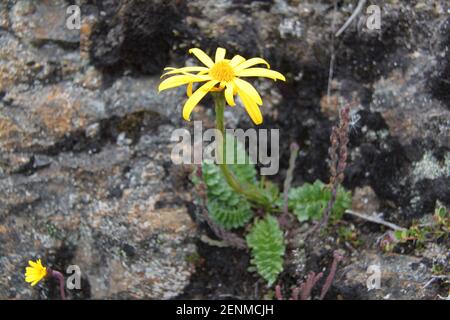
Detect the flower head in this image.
<box><xmin>25</xmin><ymin>259</ymin><xmax>48</xmax><ymax>286</ymax></box>
<box><xmin>159</xmin><ymin>47</ymin><xmax>285</xmax><ymax>125</ymax></box>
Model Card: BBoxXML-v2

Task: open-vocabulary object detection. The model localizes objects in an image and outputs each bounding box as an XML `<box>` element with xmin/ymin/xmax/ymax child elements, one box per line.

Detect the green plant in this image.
<box><xmin>163</xmin><ymin>46</ymin><xmax>354</xmax><ymax>288</ymax></box>
<box><xmin>45</xmin><ymin>222</ymin><xmax>63</xmax><ymax>240</ymax></box>
<box><xmin>394</xmin><ymin>204</ymin><xmax>449</xmax><ymax>247</ymax></box>
<box><xmin>337</xmin><ymin>224</ymin><xmax>362</xmax><ymax>247</ymax></box>
<box><xmin>394</xmin><ymin>225</ymin><xmax>427</xmax><ymax>244</ymax></box>
<box><xmin>194</xmin><ymin>141</ymin><xmax>352</xmax><ymax>286</ymax></box>
<box><xmin>284</xmin><ymin>180</ymin><xmax>351</xmax><ymax>223</ymax></box>
<box><xmin>201</xmin><ymin>160</ymin><xmax>254</xmax><ymax>229</ymax></box>
<box><xmin>432</xmin><ymin>262</ymin><xmax>445</xmax><ymax>275</ymax></box>
<box><xmin>246</xmin><ymin>216</ymin><xmax>285</xmax><ymax>286</ymax></box>
<box><xmin>193</xmin><ymin>134</ymin><xmax>260</xmax><ymax>229</ymax></box>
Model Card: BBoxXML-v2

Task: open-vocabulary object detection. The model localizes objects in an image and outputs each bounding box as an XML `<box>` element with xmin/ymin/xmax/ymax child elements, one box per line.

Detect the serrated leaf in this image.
<box><xmin>199</xmin><ymin>161</ymin><xmax>253</xmax><ymax>229</ymax></box>
<box><xmin>246</xmin><ymin>215</ymin><xmax>285</xmax><ymax>286</ymax></box>
<box><xmin>283</xmin><ymin>180</ymin><xmax>351</xmax><ymax>223</ymax></box>
<box><xmin>192</xmin><ymin>134</ymin><xmax>257</xmax><ymax>230</ymax></box>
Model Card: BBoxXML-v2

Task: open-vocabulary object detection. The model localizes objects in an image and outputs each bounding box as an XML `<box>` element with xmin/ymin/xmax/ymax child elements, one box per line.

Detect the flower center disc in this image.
<box><xmin>210</xmin><ymin>61</ymin><xmax>235</xmax><ymax>82</ymax></box>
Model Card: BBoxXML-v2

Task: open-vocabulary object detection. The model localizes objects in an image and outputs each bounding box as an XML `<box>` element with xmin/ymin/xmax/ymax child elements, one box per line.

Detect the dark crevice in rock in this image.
<box><xmin>89</xmin><ymin>0</ymin><xmax>184</xmax><ymax>76</ymax></box>
<box><xmin>428</xmin><ymin>17</ymin><xmax>450</xmax><ymax>109</ymax></box>
<box><xmin>26</xmin><ymin>110</ymin><xmax>167</xmax><ymax>157</ymax></box>
<box><xmin>177</xmin><ymin>240</ymin><xmax>253</xmax><ymax>300</ymax></box>
<box><xmin>414</xmin><ymin>177</ymin><xmax>450</xmax><ymax>213</ymax></box>
<box><xmin>430</xmin><ymin>53</ymin><xmax>450</xmax><ymax>110</ymax></box>
<box><xmin>335</xmin><ymin>17</ymin><xmax>413</xmax><ymax>83</ymax></box>
<box><xmin>9</xmin><ymin>155</ymin><xmax>51</xmax><ymax>176</ymax></box>
<box><xmin>32</xmin><ymin>38</ymin><xmax>80</xmax><ymax>50</ymax></box>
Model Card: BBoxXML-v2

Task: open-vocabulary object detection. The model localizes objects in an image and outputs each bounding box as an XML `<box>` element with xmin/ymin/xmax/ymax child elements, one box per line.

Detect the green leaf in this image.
<box><xmin>198</xmin><ymin>161</ymin><xmax>252</xmax><ymax>229</ymax></box>
<box><xmin>193</xmin><ymin>134</ymin><xmax>257</xmax><ymax>230</ymax></box>
<box><xmin>246</xmin><ymin>215</ymin><xmax>285</xmax><ymax>286</ymax></box>
<box><xmin>394</xmin><ymin>230</ymin><xmax>403</xmax><ymax>240</ymax></box>
<box><xmin>283</xmin><ymin>180</ymin><xmax>351</xmax><ymax>223</ymax></box>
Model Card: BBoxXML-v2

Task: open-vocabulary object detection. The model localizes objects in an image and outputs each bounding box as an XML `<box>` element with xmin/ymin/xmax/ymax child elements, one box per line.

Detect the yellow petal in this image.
<box><xmin>159</xmin><ymin>74</ymin><xmax>211</xmax><ymax>92</ymax></box>
<box><xmin>233</xmin><ymin>78</ymin><xmax>263</xmax><ymax>105</ymax></box>
<box><xmin>229</xmin><ymin>55</ymin><xmax>246</xmax><ymax>68</ymax></box>
<box><xmin>25</xmin><ymin>275</ymin><xmax>35</xmax><ymax>282</ymax></box>
<box><xmin>161</xmin><ymin>66</ymin><xmax>208</xmax><ymax>78</ymax></box>
<box><xmin>189</xmin><ymin>48</ymin><xmax>215</xmax><ymax>68</ymax></box>
<box><xmin>185</xmin><ymin>67</ymin><xmax>212</xmax><ymax>97</ymax></box>
<box><xmin>28</xmin><ymin>260</ymin><xmax>37</xmax><ymax>268</ymax></box>
<box><xmin>186</xmin><ymin>82</ymin><xmax>193</xmax><ymax>97</ymax></box>
<box><xmin>25</xmin><ymin>268</ymin><xmax>37</xmax><ymax>275</ymax></box>
<box><xmin>234</xmin><ymin>58</ymin><xmax>270</xmax><ymax>72</ymax></box>
<box><xmin>237</xmin><ymin>89</ymin><xmax>263</xmax><ymax>125</ymax></box>
<box><xmin>225</xmin><ymin>82</ymin><xmax>236</xmax><ymax>106</ymax></box>
<box><xmin>182</xmin><ymin>80</ymin><xmax>219</xmax><ymax>121</ymax></box>
<box><xmin>236</xmin><ymin>68</ymin><xmax>286</xmax><ymax>81</ymax></box>
<box><xmin>215</xmin><ymin>47</ymin><xmax>226</xmax><ymax>63</ymax></box>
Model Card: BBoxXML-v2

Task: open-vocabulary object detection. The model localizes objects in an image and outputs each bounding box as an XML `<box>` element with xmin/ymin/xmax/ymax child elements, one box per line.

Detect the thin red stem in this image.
<box><xmin>50</xmin><ymin>270</ymin><xmax>66</xmax><ymax>300</ymax></box>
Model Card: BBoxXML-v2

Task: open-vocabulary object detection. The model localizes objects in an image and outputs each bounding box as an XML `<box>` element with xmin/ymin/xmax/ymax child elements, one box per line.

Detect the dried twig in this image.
<box><xmin>326</xmin><ymin>0</ymin><xmax>338</xmax><ymax>107</ymax></box>
<box><xmin>345</xmin><ymin>209</ymin><xmax>406</xmax><ymax>231</ymax></box>
<box><xmin>335</xmin><ymin>0</ymin><xmax>367</xmax><ymax>37</ymax></box>
<box><xmin>423</xmin><ymin>275</ymin><xmax>450</xmax><ymax>289</ymax></box>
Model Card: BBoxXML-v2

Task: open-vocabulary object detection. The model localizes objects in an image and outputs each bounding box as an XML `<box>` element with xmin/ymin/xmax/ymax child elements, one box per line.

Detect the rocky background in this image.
<box><xmin>0</xmin><ymin>0</ymin><xmax>448</xmax><ymax>299</ymax></box>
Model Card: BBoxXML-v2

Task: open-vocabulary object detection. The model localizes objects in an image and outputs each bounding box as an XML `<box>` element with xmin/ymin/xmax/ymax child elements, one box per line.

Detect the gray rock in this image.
<box><xmin>0</xmin><ymin>0</ymin><xmax>448</xmax><ymax>300</ymax></box>
<box><xmin>10</xmin><ymin>0</ymin><xmax>80</xmax><ymax>46</ymax></box>
<box><xmin>0</xmin><ymin>127</ymin><xmax>197</xmax><ymax>299</ymax></box>
<box><xmin>338</xmin><ymin>251</ymin><xmax>445</xmax><ymax>300</ymax></box>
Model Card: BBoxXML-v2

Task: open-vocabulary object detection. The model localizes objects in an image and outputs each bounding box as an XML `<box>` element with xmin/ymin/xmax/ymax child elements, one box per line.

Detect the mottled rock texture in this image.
<box><xmin>0</xmin><ymin>0</ymin><xmax>448</xmax><ymax>299</ymax></box>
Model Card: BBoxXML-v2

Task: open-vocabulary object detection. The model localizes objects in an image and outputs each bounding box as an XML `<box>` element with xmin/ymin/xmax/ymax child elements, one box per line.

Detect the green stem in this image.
<box><xmin>212</xmin><ymin>92</ymin><xmax>270</xmax><ymax>208</ymax></box>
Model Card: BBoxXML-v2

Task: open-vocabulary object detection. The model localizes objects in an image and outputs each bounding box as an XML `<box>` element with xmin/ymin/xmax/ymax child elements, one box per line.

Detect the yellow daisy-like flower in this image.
<box><xmin>159</xmin><ymin>47</ymin><xmax>286</xmax><ymax>125</ymax></box>
<box><xmin>25</xmin><ymin>259</ymin><xmax>48</xmax><ymax>286</ymax></box>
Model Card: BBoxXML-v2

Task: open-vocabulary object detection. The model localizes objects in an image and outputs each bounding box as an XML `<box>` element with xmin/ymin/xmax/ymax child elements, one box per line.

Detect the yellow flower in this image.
<box><xmin>159</xmin><ymin>47</ymin><xmax>285</xmax><ymax>125</ymax></box>
<box><xmin>25</xmin><ymin>259</ymin><xmax>48</xmax><ymax>286</ymax></box>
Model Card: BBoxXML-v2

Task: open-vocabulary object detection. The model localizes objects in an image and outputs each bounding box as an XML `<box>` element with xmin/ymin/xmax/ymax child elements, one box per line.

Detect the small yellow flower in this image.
<box><xmin>25</xmin><ymin>259</ymin><xmax>48</xmax><ymax>286</ymax></box>
<box><xmin>159</xmin><ymin>47</ymin><xmax>286</xmax><ymax>125</ymax></box>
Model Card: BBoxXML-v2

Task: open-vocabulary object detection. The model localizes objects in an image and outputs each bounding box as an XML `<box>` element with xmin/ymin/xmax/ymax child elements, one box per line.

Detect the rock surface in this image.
<box><xmin>0</xmin><ymin>0</ymin><xmax>448</xmax><ymax>299</ymax></box>
<box><xmin>338</xmin><ymin>251</ymin><xmax>439</xmax><ymax>300</ymax></box>
<box><xmin>0</xmin><ymin>0</ymin><xmax>194</xmax><ymax>299</ymax></box>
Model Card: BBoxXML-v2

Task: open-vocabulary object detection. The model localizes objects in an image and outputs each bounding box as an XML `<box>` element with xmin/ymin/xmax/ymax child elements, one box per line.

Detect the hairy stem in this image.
<box><xmin>212</xmin><ymin>92</ymin><xmax>270</xmax><ymax>208</ymax></box>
